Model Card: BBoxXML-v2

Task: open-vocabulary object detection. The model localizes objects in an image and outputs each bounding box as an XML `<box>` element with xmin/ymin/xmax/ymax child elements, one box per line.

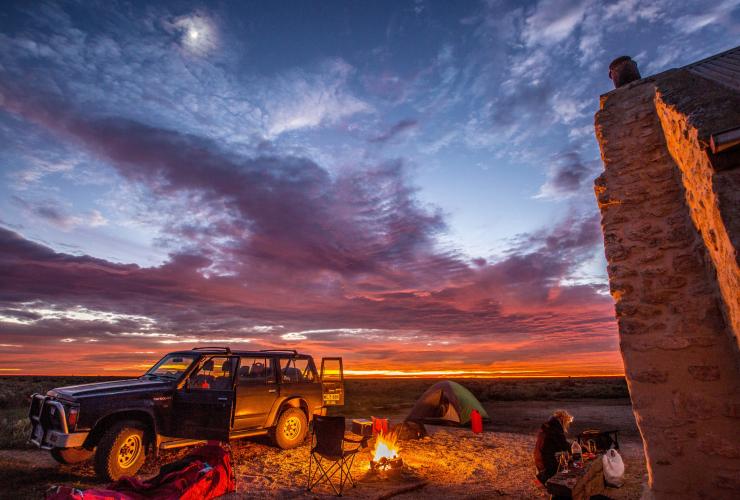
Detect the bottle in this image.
<box><xmin>571</xmin><ymin>440</ymin><xmax>582</xmax><ymax>463</ymax></box>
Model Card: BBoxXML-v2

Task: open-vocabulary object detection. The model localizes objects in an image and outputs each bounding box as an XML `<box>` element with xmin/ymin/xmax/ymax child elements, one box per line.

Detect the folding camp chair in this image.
<box><xmin>306</xmin><ymin>415</ymin><xmax>366</xmax><ymax>496</ymax></box>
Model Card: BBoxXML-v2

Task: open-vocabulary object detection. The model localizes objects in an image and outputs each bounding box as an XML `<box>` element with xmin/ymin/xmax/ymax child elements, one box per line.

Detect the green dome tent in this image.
<box><xmin>406</xmin><ymin>380</ymin><xmax>490</xmax><ymax>426</ymax></box>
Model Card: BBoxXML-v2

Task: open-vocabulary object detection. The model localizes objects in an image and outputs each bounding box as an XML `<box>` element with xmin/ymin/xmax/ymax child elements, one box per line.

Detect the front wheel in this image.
<box><xmin>50</xmin><ymin>447</ymin><xmax>94</xmax><ymax>464</ymax></box>
<box><xmin>272</xmin><ymin>408</ymin><xmax>308</xmax><ymax>449</ymax></box>
<box><xmin>94</xmin><ymin>420</ymin><xmax>148</xmax><ymax>481</ymax></box>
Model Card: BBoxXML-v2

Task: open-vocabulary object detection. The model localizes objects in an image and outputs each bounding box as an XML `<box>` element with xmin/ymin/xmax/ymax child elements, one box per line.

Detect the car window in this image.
<box><xmin>188</xmin><ymin>356</ymin><xmax>236</xmax><ymax>390</ymax></box>
<box><xmin>295</xmin><ymin>358</ymin><xmax>315</xmax><ymax>382</ymax></box>
<box><xmin>147</xmin><ymin>355</ymin><xmax>196</xmax><ymax>379</ymax></box>
<box><xmin>280</xmin><ymin>358</ymin><xmax>314</xmax><ymax>383</ymax></box>
<box><xmin>238</xmin><ymin>357</ymin><xmax>275</xmax><ymax>385</ymax></box>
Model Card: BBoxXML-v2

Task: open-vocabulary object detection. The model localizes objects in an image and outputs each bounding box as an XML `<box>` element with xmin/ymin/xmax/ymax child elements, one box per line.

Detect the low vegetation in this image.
<box><xmin>339</xmin><ymin>377</ymin><xmax>629</xmax><ymax>418</ymax></box>
<box><xmin>0</xmin><ymin>376</ymin><xmax>122</xmax><ymax>449</ymax></box>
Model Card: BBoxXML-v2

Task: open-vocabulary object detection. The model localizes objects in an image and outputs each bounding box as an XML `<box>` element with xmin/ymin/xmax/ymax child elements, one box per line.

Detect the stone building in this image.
<box><xmin>594</xmin><ymin>46</ymin><xmax>740</xmax><ymax>498</ymax></box>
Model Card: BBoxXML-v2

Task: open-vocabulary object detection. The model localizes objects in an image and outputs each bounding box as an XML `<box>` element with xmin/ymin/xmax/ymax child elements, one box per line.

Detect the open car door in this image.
<box><xmin>320</xmin><ymin>357</ymin><xmax>344</xmax><ymax>406</ymax></box>
<box><xmin>173</xmin><ymin>355</ymin><xmax>238</xmax><ymax>441</ymax></box>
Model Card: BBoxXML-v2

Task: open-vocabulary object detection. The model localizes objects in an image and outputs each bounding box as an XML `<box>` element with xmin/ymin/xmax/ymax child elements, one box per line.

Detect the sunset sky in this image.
<box><xmin>0</xmin><ymin>0</ymin><xmax>737</xmax><ymax>376</ymax></box>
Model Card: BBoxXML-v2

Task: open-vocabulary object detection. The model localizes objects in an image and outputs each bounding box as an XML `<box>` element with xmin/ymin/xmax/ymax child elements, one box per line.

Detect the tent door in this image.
<box><xmin>443</xmin><ymin>402</ymin><xmax>460</xmax><ymax>422</ymax></box>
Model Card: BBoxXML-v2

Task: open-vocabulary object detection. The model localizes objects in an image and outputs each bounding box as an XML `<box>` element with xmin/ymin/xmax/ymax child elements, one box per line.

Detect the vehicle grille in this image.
<box><xmin>28</xmin><ymin>394</ymin><xmax>69</xmax><ymax>448</ymax></box>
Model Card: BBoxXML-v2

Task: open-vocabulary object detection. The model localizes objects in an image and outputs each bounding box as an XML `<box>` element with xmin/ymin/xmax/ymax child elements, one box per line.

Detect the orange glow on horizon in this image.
<box><xmin>0</xmin><ymin>340</ymin><xmax>626</xmax><ymax>378</ymax></box>
<box><xmin>0</xmin><ymin>366</ymin><xmax>625</xmax><ymax>379</ymax></box>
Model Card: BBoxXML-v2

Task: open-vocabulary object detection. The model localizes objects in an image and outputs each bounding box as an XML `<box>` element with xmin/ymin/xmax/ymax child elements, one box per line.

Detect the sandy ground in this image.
<box><xmin>0</xmin><ymin>400</ymin><xmax>646</xmax><ymax>499</ymax></box>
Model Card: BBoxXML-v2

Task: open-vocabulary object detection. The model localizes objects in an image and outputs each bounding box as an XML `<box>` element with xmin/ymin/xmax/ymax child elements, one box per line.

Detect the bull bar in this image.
<box><xmin>28</xmin><ymin>393</ymin><xmax>88</xmax><ymax>450</ymax></box>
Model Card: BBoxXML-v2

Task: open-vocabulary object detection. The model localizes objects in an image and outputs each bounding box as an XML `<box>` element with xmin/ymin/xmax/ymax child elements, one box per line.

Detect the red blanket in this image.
<box><xmin>47</xmin><ymin>444</ymin><xmax>235</xmax><ymax>500</ymax></box>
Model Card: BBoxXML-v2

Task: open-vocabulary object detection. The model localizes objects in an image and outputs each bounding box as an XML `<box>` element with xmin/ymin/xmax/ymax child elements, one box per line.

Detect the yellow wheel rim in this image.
<box><xmin>284</xmin><ymin>416</ymin><xmax>302</xmax><ymax>440</ymax></box>
<box><xmin>118</xmin><ymin>434</ymin><xmax>142</xmax><ymax>468</ymax></box>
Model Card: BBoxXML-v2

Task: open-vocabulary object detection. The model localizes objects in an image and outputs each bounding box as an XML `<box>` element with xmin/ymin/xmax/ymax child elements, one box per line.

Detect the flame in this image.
<box><xmin>372</xmin><ymin>431</ymin><xmax>400</xmax><ymax>462</ymax></box>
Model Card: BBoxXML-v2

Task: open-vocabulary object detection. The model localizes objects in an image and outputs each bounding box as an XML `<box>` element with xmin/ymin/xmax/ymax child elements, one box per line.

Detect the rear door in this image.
<box><xmin>173</xmin><ymin>355</ymin><xmax>237</xmax><ymax>440</ymax></box>
<box><xmin>320</xmin><ymin>357</ymin><xmax>344</xmax><ymax>406</ymax></box>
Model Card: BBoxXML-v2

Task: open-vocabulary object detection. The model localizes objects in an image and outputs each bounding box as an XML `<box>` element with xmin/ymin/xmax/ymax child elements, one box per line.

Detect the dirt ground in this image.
<box><xmin>0</xmin><ymin>399</ymin><xmax>646</xmax><ymax>500</ymax></box>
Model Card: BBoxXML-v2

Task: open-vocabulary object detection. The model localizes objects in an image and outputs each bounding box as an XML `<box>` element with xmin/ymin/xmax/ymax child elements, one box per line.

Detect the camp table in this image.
<box><xmin>545</xmin><ymin>454</ymin><xmax>605</xmax><ymax>500</ymax></box>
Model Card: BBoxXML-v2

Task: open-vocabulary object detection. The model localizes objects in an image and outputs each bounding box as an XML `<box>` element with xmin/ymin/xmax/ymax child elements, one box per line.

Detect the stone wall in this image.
<box><xmin>594</xmin><ymin>71</ymin><xmax>740</xmax><ymax>498</ymax></box>
<box><xmin>654</xmin><ymin>71</ymin><xmax>740</xmax><ymax>350</ymax></box>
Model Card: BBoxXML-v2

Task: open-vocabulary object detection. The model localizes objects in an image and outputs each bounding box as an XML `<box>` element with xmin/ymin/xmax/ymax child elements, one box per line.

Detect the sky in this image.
<box><xmin>0</xmin><ymin>0</ymin><xmax>738</xmax><ymax>377</ymax></box>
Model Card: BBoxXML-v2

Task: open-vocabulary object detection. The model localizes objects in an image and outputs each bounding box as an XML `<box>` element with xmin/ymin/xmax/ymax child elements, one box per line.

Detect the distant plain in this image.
<box><xmin>1</xmin><ymin>375</ymin><xmax>630</xmax><ymax>448</ymax></box>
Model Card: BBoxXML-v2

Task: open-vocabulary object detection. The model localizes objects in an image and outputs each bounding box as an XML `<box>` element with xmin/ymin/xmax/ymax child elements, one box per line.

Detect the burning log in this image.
<box><xmin>369</xmin><ymin>430</ymin><xmax>403</xmax><ymax>475</ymax></box>
<box><xmin>370</xmin><ymin>455</ymin><xmax>404</xmax><ymax>472</ymax></box>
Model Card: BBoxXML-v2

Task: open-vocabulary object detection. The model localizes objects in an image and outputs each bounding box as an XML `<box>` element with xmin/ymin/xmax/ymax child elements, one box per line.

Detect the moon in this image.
<box><xmin>174</xmin><ymin>13</ymin><xmax>216</xmax><ymax>55</ymax></box>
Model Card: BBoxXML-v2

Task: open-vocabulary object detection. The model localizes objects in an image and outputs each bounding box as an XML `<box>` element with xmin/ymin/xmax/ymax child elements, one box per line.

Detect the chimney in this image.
<box><xmin>609</xmin><ymin>56</ymin><xmax>641</xmax><ymax>88</ymax></box>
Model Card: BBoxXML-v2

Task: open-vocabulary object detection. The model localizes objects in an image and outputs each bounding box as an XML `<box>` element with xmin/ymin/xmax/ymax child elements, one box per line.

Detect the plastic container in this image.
<box><xmin>571</xmin><ymin>440</ymin><xmax>582</xmax><ymax>463</ymax></box>
<box><xmin>372</xmin><ymin>416</ymin><xmax>388</xmax><ymax>435</ymax></box>
<box><xmin>471</xmin><ymin>409</ymin><xmax>483</xmax><ymax>433</ymax></box>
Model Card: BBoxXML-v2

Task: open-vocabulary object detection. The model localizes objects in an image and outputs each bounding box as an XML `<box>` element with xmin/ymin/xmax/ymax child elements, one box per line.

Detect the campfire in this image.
<box><xmin>370</xmin><ymin>431</ymin><xmax>403</xmax><ymax>473</ymax></box>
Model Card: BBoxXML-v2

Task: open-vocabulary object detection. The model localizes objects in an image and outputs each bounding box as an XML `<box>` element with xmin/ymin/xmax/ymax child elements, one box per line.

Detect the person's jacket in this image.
<box><xmin>534</xmin><ymin>416</ymin><xmax>570</xmax><ymax>483</ymax></box>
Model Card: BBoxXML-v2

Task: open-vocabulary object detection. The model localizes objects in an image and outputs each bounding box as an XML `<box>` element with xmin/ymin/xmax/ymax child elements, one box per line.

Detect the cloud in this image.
<box><xmin>0</xmin><ymin>91</ymin><xmax>613</xmax><ymax>368</ymax></box>
<box><xmin>535</xmin><ymin>150</ymin><xmax>596</xmax><ymax>199</ymax></box>
<box><xmin>264</xmin><ymin>59</ymin><xmax>373</xmax><ymax>138</ymax></box>
<box><xmin>470</xmin><ymin>212</ymin><xmax>604</xmax><ymax>307</ymax></box>
<box><xmin>0</xmin><ymin>6</ymin><xmax>371</xmax><ymax>149</ymax></box>
<box><xmin>522</xmin><ymin>0</ymin><xmax>588</xmax><ymax>47</ymax></box>
<box><xmin>0</xmin><ymin>2</ymin><xmax>262</xmax><ymax>146</ymax></box>
<box><xmin>603</xmin><ymin>0</ymin><xmax>665</xmax><ymax>24</ymax></box>
<box><xmin>0</xmin><ymin>85</ymin><xmax>453</xmax><ymax>285</ymax></box>
<box><xmin>642</xmin><ymin>44</ymin><xmax>686</xmax><ymax>75</ymax></box>
<box><xmin>12</xmin><ymin>196</ymin><xmax>108</xmax><ymax>231</ymax></box>
<box><xmin>0</xmin><ymin>190</ymin><xmax>614</xmax><ymax>374</ymax></box>
<box><xmin>88</xmin><ymin>210</ymin><xmax>108</xmax><ymax>227</ymax></box>
<box><xmin>0</xmin><ymin>213</ymin><xmax>609</xmax><ymax>335</ymax></box>
<box><xmin>673</xmin><ymin>0</ymin><xmax>740</xmax><ymax>34</ymax></box>
<box><xmin>11</xmin><ymin>156</ymin><xmax>77</xmax><ymax>188</ymax></box>
<box><xmin>551</xmin><ymin>94</ymin><xmax>588</xmax><ymax>124</ymax></box>
<box><xmin>486</xmin><ymin>80</ymin><xmax>555</xmax><ymax>138</ymax></box>
<box><xmin>369</xmin><ymin>118</ymin><xmax>419</xmax><ymax>144</ymax></box>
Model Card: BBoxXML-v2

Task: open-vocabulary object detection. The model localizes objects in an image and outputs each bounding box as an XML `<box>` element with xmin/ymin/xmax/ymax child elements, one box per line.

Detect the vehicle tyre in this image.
<box><xmin>94</xmin><ymin>420</ymin><xmax>148</xmax><ymax>481</ymax></box>
<box><xmin>273</xmin><ymin>407</ymin><xmax>308</xmax><ymax>449</ymax></box>
<box><xmin>50</xmin><ymin>447</ymin><xmax>94</xmax><ymax>464</ymax></box>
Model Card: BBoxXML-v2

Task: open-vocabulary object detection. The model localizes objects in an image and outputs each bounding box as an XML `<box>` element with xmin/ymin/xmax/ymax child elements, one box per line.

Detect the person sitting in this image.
<box><xmin>534</xmin><ymin>409</ymin><xmax>574</xmax><ymax>486</ymax></box>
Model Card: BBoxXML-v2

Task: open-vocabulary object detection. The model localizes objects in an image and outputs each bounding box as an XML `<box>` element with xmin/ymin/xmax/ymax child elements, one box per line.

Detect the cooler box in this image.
<box><xmin>351</xmin><ymin>419</ymin><xmax>373</xmax><ymax>437</ymax></box>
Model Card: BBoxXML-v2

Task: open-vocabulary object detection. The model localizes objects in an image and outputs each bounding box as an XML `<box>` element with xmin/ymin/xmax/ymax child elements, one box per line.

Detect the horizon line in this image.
<box><xmin>0</xmin><ymin>372</ymin><xmax>626</xmax><ymax>379</ymax></box>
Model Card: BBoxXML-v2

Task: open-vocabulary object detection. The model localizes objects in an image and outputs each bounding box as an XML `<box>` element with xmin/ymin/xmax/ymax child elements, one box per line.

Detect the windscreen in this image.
<box><xmin>146</xmin><ymin>354</ymin><xmax>197</xmax><ymax>379</ymax></box>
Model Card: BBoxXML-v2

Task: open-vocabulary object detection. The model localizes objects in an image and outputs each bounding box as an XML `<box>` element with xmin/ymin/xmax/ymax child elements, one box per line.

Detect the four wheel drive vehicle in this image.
<box><xmin>28</xmin><ymin>347</ymin><xmax>345</xmax><ymax>480</ymax></box>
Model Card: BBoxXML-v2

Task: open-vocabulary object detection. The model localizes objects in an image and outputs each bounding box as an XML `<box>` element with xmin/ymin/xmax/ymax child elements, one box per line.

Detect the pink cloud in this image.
<box><xmin>0</xmin><ymin>86</ymin><xmax>619</xmax><ymax>375</ymax></box>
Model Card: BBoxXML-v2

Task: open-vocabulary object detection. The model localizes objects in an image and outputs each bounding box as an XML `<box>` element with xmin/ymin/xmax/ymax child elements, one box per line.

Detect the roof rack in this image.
<box><xmin>192</xmin><ymin>347</ymin><xmax>232</xmax><ymax>354</ymax></box>
<box><xmin>259</xmin><ymin>349</ymin><xmax>298</xmax><ymax>355</ymax></box>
